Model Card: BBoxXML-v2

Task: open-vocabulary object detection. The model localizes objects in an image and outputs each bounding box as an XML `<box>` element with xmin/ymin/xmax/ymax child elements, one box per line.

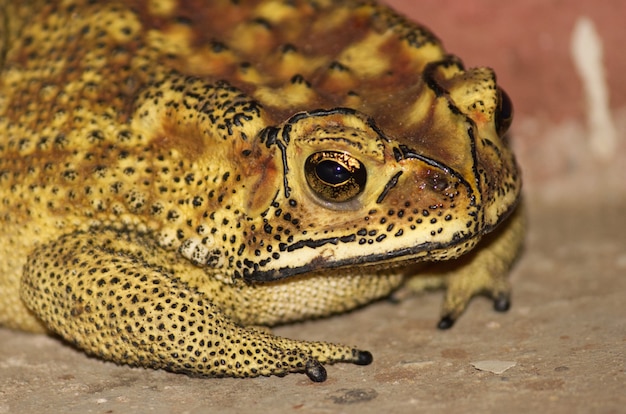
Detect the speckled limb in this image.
<box><xmin>404</xmin><ymin>205</ymin><xmax>526</xmax><ymax>329</ymax></box>
<box><xmin>19</xmin><ymin>230</ymin><xmax>372</xmax><ymax>381</ymax></box>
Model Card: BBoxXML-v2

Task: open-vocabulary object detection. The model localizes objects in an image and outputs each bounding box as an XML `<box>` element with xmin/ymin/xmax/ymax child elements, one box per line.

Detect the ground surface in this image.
<box><xmin>1</xmin><ymin>197</ymin><xmax>624</xmax><ymax>413</ymax></box>
<box><xmin>1</xmin><ymin>1</ymin><xmax>625</xmax><ymax>413</ymax></box>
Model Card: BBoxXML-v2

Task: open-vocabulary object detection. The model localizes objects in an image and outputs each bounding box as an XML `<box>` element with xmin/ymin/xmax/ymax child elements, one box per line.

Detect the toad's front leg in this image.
<box><xmin>402</xmin><ymin>205</ymin><xmax>525</xmax><ymax>329</ymax></box>
<box><xmin>19</xmin><ymin>230</ymin><xmax>371</xmax><ymax>381</ymax></box>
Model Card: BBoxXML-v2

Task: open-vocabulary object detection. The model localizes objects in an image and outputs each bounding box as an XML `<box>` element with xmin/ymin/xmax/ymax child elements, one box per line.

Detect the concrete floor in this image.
<box><xmin>1</xmin><ymin>193</ymin><xmax>624</xmax><ymax>413</ymax></box>
<box><xmin>1</xmin><ymin>1</ymin><xmax>625</xmax><ymax>413</ymax></box>
<box><xmin>1</xmin><ymin>156</ymin><xmax>625</xmax><ymax>413</ymax></box>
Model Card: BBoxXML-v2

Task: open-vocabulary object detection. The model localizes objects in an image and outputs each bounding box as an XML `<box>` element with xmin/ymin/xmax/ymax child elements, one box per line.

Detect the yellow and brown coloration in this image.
<box><xmin>0</xmin><ymin>0</ymin><xmax>523</xmax><ymax>381</ymax></box>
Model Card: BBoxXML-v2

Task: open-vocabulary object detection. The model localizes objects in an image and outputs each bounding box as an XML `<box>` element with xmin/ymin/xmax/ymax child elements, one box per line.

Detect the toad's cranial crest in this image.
<box><xmin>0</xmin><ymin>0</ymin><xmax>523</xmax><ymax>381</ymax></box>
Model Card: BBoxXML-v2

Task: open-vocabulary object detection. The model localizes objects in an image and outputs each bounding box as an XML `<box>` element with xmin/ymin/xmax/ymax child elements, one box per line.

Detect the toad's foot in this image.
<box><xmin>403</xmin><ymin>205</ymin><xmax>525</xmax><ymax>329</ymax></box>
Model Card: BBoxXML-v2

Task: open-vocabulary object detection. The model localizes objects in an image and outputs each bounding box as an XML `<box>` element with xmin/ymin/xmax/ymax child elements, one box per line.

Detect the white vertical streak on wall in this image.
<box><xmin>570</xmin><ymin>17</ymin><xmax>617</xmax><ymax>160</ymax></box>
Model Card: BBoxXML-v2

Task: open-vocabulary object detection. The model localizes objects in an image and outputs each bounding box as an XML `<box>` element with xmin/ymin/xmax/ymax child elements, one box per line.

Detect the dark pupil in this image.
<box><xmin>316</xmin><ymin>160</ymin><xmax>351</xmax><ymax>185</ymax></box>
<box><xmin>499</xmin><ymin>90</ymin><xmax>512</xmax><ymax>121</ymax></box>
<box><xmin>496</xmin><ymin>88</ymin><xmax>513</xmax><ymax>136</ymax></box>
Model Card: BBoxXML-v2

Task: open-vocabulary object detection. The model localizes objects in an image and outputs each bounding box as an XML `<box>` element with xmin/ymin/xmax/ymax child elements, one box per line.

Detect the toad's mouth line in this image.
<box><xmin>244</xmin><ymin>197</ymin><xmax>520</xmax><ymax>283</ymax></box>
<box><xmin>244</xmin><ymin>231</ymin><xmax>478</xmax><ymax>283</ymax></box>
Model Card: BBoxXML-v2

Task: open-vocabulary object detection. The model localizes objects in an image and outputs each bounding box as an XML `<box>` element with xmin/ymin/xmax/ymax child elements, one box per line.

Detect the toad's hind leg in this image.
<box><xmin>19</xmin><ymin>230</ymin><xmax>371</xmax><ymax>381</ymax></box>
<box><xmin>405</xmin><ymin>205</ymin><xmax>525</xmax><ymax>329</ymax></box>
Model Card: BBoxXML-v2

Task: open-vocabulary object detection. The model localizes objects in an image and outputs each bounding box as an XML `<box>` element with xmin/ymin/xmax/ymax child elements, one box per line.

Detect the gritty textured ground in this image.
<box><xmin>1</xmin><ymin>1</ymin><xmax>625</xmax><ymax>413</ymax></box>
<box><xmin>1</xmin><ymin>196</ymin><xmax>624</xmax><ymax>413</ymax></box>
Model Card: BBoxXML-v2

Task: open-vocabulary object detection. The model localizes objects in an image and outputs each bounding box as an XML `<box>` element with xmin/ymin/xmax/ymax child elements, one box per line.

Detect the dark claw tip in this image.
<box><xmin>493</xmin><ymin>295</ymin><xmax>511</xmax><ymax>312</ymax></box>
<box><xmin>305</xmin><ymin>360</ymin><xmax>327</xmax><ymax>382</ymax></box>
<box><xmin>437</xmin><ymin>315</ymin><xmax>455</xmax><ymax>330</ymax></box>
<box><xmin>355</xmin><ymin>350</ymin><xmax>373</xmax><ymax>366</ymax></box>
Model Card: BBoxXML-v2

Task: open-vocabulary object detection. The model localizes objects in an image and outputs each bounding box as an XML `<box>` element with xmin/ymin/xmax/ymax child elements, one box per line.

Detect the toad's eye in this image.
<box><xmin>305</xmin><ymin>151</ymin><xmax>367</xmax><ymax>203</ymax></box>
<box><xmin>495</xmin><ymin>87</ymin><xmax>513</xmax><ymax>137</ymax></box>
